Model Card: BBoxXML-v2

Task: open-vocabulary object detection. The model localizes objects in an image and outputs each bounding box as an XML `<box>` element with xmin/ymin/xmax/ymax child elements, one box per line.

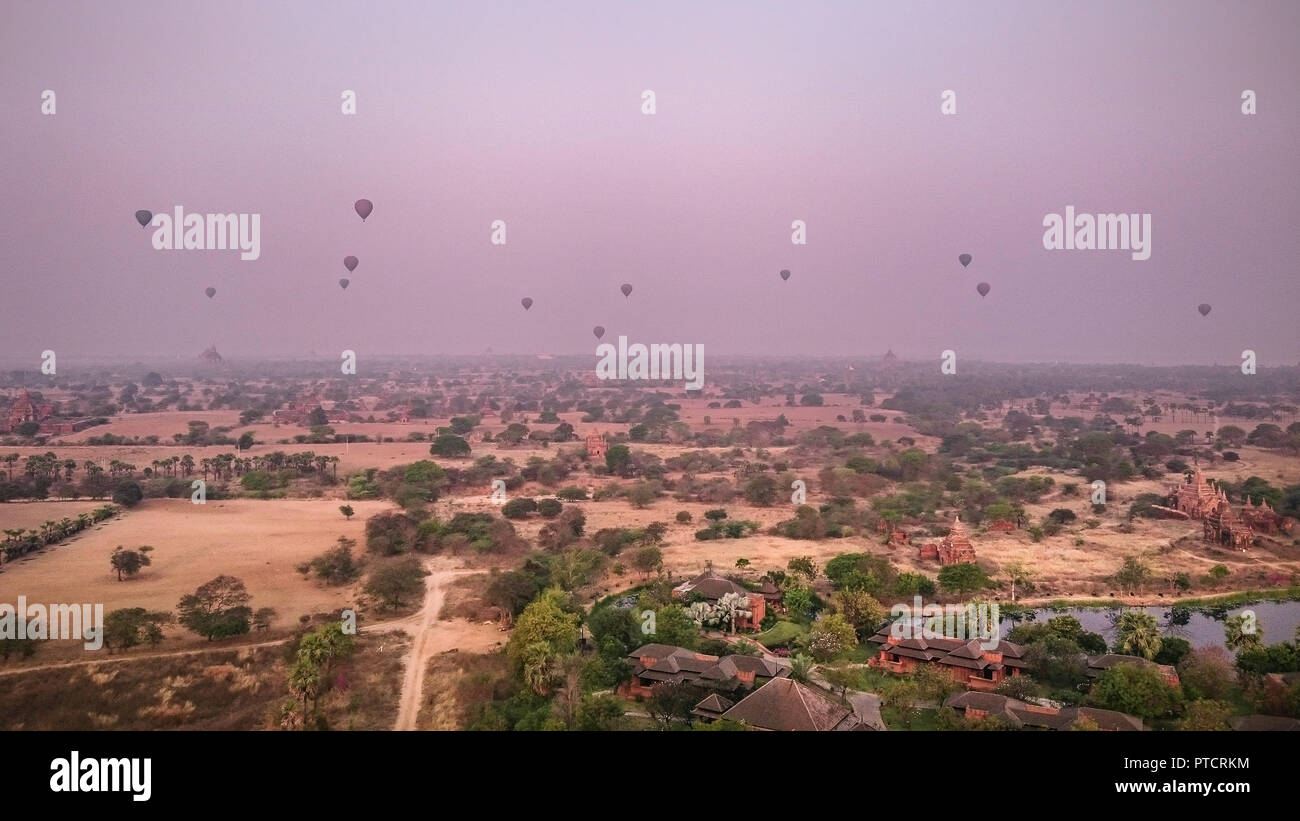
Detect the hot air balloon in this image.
<box><xmin>521</xmin><ymin>297</ymin><xmax>533</xmax><ymax>310</ymax></box>
<box><xmin>620</xmin><ymin>283</ymin><xmax>633</xmax><ymax>297</ymax></box>
<box><xmin>135</xmin><ymin>210</ymin><xmax>153</xmax><ymax>228</ymax></box>
<box><xmin>779</xmin><ymin>269</ymin><xmax>791</xmax><ymax>281</ymax></box>
<box><xmin>343</xmin><ymin>256</ymin><xmax>358</xmax><ymax>272</ymax></box>
<box><xmin>204</xmin><ymin>287</ymin><xmax>216</xmax><ymax>299</ymax></box>
<box><xmin>592</xmin><ymin>326</ymin><xmax>605</xmax><ymax>340</ymax></box>
<box><xmin>976</xmin><ymin>282</ymin><xmax>990</xmax><ymax>297</ymax></box>
<box><xmin>1198</xmin><ymin>303</ymin><xmax>1211</xmax><ymax>317</ymax></box>
<box><xmin>354</xmin><ymin>199</ymin><xmax>373</xmax><ymax>221</ymax></box>
<box><xmin>959</xmin><ymin>254</ymin><xmax>972</xmax><ymax>268</ymax></box>
<box><xmin>339</xmin><ymin>278</ymin><xmax>350</xmax><ymax>290</ymax></box>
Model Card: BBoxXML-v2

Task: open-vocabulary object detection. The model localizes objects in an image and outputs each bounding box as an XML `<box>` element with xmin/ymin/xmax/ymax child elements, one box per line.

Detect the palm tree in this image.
<box><xmin>789</xmin><ymin>653</ymin><xmax>814</xmax><ymax>684</ymax></box>
<box><xmin>521</xmin><ymin>642</ymin><xmax>556</xmax><ymax>694</ymax></box>
<box><xmin>1113</xmin><ymin>610</ymin><xmax>1162</xmax><ymax>660</ymax></box>
<box><xmin>1225</xmin><ymin>613</ymin><xmax>1264</xmax><ymax>651</ymax></box>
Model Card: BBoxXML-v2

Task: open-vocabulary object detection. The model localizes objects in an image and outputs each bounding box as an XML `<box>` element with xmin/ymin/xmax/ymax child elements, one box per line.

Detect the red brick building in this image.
<box><xmin>866</xmin><ymin>628</ymin><xmax>1027</xmax><ymax>691</ymax></box>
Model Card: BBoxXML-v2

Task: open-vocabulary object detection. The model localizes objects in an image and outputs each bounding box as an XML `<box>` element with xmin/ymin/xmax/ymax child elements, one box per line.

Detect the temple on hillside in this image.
<box><xmin>586</xmin><ymin>429</ymin><xmax>607</xmax><ymax>461</ymax></box>
<box><xmin>1165</xmin><ymin>469</ymin><xmax>1294</xmax><ymax>548</ymax></box>
<box><xmin>919</xmin><ymin>516</ymin><xmax>977</xmax><ymax>565</ymax></box>
<box><xmin>3</xmin><ymin>390</ymin><xmax>53</xmax><ymax>433</ymax></box>
<box><xmin>1169</xmin><ymin>468</ymin><xmax>1220</xmax><ymax>518</ymax></box>
<box><xmin>197</xmin><ymin>345</ymin><xmax>225</xmax><ymax>366</ymax></box>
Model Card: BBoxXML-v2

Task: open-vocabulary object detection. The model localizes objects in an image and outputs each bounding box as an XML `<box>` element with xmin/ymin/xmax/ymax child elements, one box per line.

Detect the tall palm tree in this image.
<box><xmin>1224</xmin><ymin>613</ymin><xmax>1264</xmax><ymax>651</ymax></box>
<box><xmin>1113</xmin><ymin>610</ymin><xmax>1162</xmax><ymax>660</ymax></box>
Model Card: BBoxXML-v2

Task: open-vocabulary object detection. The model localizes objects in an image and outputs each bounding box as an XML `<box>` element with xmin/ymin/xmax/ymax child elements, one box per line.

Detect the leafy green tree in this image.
<box><xmin>605</xmin><ymin>444</ymin><xmax>631</xmax><ymax>475</ymax></box>
<box><xmin>109</xmin><ymin>545</ymin><xmax>153</xmax><ymax>581</ymax></box>
<box><xmin>339</xmin><ymin>504</ymin><xmax>355</xmax><ymax>520</ymax></box>
<box><xmin>937</xmin><ymin>562</ymin><xmax>992</xmax><ymax>596</ymax></box>
<box><xmin>537</xmin><ymin>498</ymin><xmax>563</xmax><ymax>518</ymax></box>
<box><xmin>103</xmin><ymin>608</ymin><xmax>171</xmax><ymax>652</ymax></box>
<box><xmin>430</xmin><ymin>434</ymin><xmax>471</xmax><ymax>458</ymax></box>
<box><xmin>309</xmin><ymin>537</ymin><xmax>361</xmax><ymax>585</ymax></box>
<box><xmin>787</xmin><ymin>556</ymin><xmax>817</xmax><ymax>581</ymax></box>
<box><xmin>1087</xmin><ymin>662</ymin><xmax>1181</xmax><ymax>719</ymax></box>
<box><xmin>784</xmin><ymin>585</ymin><xmax>814</xmax><ymax>617</ymax></box>
<box><xmin>364</xmin><ymin>557</ymin><xmax>428</xmax><ymax>609</ymax></box>
<box><xmin>177</xmin><ymin>575</ymin><xmax>253</xmax><ymax>640</ymax></box>
<box><xmin>112</xmin><ymin>479</ymin><xmax>144</xmax><ymax>507</ymax></box>
<box><xmin>1112</xmin><ymin>556</ymin><xmax>1151</xmax><ymax>594</ymax></box>
<box><xmin>632</xmin><ymin>545</ymin><xmax>663</xmax><ymax>579</ymax></box>
<box><xmin>506</xmin><ymin>588</ymin><xmax>580</xmax><ymax>673</ymax></box>
<box><xmin>831</xmin><ymin>589</ymin><xmax>885</xmax><ymax>638</ymax></box>
<box><xmin>501</xmin><ymin>497</ymin><xmax>538</xmax><ymax>519</ymax></box>
<box><xmin>649</xmin><ymin>603</ymin><xmax>699</xmax><ymax>649</ymax></box>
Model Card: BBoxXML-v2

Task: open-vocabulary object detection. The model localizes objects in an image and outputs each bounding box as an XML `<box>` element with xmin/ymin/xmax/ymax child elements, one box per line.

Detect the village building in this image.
<box><xmin>713</xmin><ymin>677</ymin><xmax>863</xmax><ymax>731</ymax></box>
<box><xmin>671</xmin><ymin>569</ymin><xmax>767</xmax><ymax>631</ymax></box>
<box><xmin>866</xmin><ymin>628</ymin><xmax>1028</xmax><ymax>691</ymax></box>
<box><xmin>917</xmin><ymin>516</ymin><xmax>977</xmax><ymax>565</ymax></box>
<box><xmin>617</xmin><ymin>643</ymin><xmax>788</xmax><ymax>700</ymax></box>
<box><xmin>944</xmin><ymin>692</ymin><xmax>1145</xmax><ymax>731</ymax></box>
<box><xmin>1085</xmin><ymin>654</ymin><xmax>1180</xmax><ymax>688</ymax></box>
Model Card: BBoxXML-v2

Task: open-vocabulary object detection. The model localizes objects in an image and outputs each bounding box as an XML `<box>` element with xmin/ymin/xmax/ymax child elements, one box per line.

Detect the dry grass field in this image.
<box><xmin>0</xmin><ymin>498</ymin><xmax>393</xmax><ymax>630</ymax></box>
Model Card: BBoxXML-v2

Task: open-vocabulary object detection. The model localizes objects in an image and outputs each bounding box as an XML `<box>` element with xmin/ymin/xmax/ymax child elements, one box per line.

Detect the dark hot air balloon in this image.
<box><xmin>339</xmin><ymin>278</ymin><xmax>350</xmax><ymax>290</ymax></box>
<box><xmin>976</xmin><ymin>282</ymin><xmax>990</xmax><ymax>297</ymax></box>
<box><xmin>135</xmin><ymin>210</ymin><xmax>152</xmax><ymax>228</ymax></box>
<box><xmin>620</xmin><ymin>283</ymin><xmax>633</xmax><ymax>297</ymax></box>
<box><xmin>959</xmin><ymin>254</ymin><xmax>972</xmax><ymax>268</ymax></box>
<box><xmin>343</xmin><ymin>256</ymin><xmax>358</xmax><ymax>272</ymax></box>
<box><xmin>354</xmin><ymin>199</ymin><xmax>373</xmax><ymax>221</ymax></box>
<box><xmin>1198</xmin><ymin>303</ymin><xmax>1211</xmax><ymax>317</ymax></box>
<box><xmin>779</xmin><ymin>269</ymin><xmax>791</xmax><ymax>281</ymax></box>
<box><xmin>204</xmin><ymin>287</ymin><xmax>216</xmax><ymax>299</ymax></box>
<box><xmin>521</xmin><ymin>297</ymin><xmax>533</xmax><ymax>310</ymax></box>
<box><xmin>592</xmin><ymin>326</ymin><xmax>605</xmax><ymax>340</ymax></box>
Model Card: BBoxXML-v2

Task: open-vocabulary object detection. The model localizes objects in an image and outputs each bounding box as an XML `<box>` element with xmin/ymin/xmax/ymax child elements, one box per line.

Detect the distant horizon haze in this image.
<box><xmin>3</xmin><ymin>1</ymin><xmax>1297</xmax><ymax>365</ymax></box>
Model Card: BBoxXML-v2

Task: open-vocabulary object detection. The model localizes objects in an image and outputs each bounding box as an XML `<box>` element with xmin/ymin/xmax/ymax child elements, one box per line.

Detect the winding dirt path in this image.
<box><xmin>392</xmin><ymin>565</ymin><xmax>478</xmax><ymax>731</ymax></box>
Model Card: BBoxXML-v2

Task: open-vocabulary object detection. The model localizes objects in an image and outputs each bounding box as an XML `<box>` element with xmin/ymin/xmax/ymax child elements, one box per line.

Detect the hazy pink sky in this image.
<box><xmin>2</xmin><ymin>0</ymin><xmax>1297</xmax><ymax>365</ymax></box>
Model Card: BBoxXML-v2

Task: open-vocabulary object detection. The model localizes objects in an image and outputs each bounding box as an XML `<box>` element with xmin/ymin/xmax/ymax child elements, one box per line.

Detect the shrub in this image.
<box><xmin>537</xmin><ymin>498</ymin><xmax>563</xmax><ymax>518</ymax></box>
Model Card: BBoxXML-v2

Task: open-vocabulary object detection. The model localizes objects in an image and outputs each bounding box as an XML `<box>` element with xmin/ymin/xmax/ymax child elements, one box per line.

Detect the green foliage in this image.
<box><xmin>1113</xmin><ymin>610</ymin><xmax>1162</xmax><ymax>660</ymax></box>
<box><xmin>1087</xmin><ymin>662</ymin><xmax>1181</xmax><ymax>719</ymax></box>
<box><xmin>430</xmin><ymin>434</ymin><xmax>471</xmax><ymax>458</ymax></box>
<box><xmin>309</xmin><ymin>537</ymin><xmax>362</xmax><ymax>585</ymax></box>
<box><xmin>364</xmin><ymin>557</ymin><xmax>429</xmax><ymax>609</ymax></box>
<box><xmin>103</xmin><ymin>607</ymin><xmax>172</xmax><ymax>652</ymax></box>
<box><xmin>177</xmin><ymin>575</ymin><xmax>252</xmax><ymax>640</ymax></box>
<box><xmin>506</xmin><ymin>588</ymin><xmax>581</xmax><ymax>673</ymax></box>
<box><xmin>937</xmin><ymin>562</ymin><xmax>992</xmax><ymax>596</ymax></box>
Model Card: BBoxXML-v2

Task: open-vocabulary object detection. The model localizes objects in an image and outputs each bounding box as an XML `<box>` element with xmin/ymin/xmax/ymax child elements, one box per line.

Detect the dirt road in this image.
<box><xmin>392</xmin><ymin>564</ymin><xmax>479</xmax><ymax>731</ymax></box>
